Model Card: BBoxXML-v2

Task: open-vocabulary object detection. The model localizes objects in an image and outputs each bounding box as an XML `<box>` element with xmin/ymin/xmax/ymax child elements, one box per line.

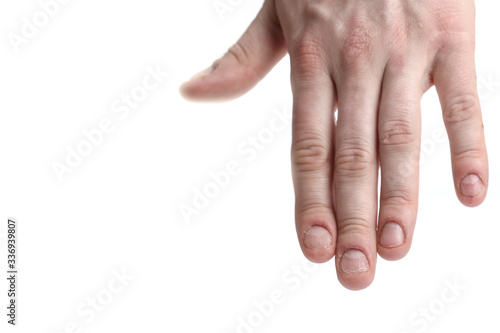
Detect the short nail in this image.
<box><xmin>379</xmin><ymin>222</ymin><xmax>405</xmax><ymax>248</ymax></box>
<box><xmin>304</xmin><ymin>226</ymin><xmax>333</xmax><ymax>250</ymax></box>
<box><xmin>188</xmin><ymin>65</ymin><xmax>215</xmax><ymax>81</ymax></box>
<box><xmin>339</xmin><ymin>249</ymin><xmax>369</xmax><ymax>274</ymax></box>
<box><xmin>460</xmin><ymin>174</ymin><xmax>484</xmax><ymax>197</ymax></box>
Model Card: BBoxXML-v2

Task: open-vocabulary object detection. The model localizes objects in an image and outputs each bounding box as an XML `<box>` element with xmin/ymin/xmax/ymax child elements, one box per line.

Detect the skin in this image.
<box><xmin>180</xmin><ymin>0</ymin><xmax>488</xmax><ymax>290</ymax></box>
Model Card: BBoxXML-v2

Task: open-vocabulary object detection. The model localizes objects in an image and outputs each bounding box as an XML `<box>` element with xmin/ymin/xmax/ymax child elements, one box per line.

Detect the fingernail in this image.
<box><xmin>380</xmin><ymin>222</ymin><xmax>405</xmax><ymax>248</ymax></box>
<box><xmin>339</xmin><ymin>249</ymin><xmax>369</xmax><ymax>274</ymax></box>
<box><xmin>460</xmin><ymin>174</ymin><xmax>484</xmax><ymax>197</ymax></box>
<box><xmin>188</xmin><ymin>65</ymin><xmax>215</xmax><ymax>82</ymax></box>
<box><xmin>304</xmin><ymin>226</ymin><xmax>333</xmax><ymax>250</ymax></box>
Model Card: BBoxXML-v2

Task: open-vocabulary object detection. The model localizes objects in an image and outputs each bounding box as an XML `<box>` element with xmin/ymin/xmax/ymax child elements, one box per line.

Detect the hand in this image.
<box><xmin>180</xmin><ymin>0</ymin><xmax>488</xmax><ymax>290</ymax></box>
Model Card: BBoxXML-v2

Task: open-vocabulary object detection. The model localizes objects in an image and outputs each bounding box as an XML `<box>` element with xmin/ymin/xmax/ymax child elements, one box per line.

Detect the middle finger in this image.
<box><xmin>333</xmin><ymin>49</ymin><xmax>383</xmax><ymax>290</ymax></box>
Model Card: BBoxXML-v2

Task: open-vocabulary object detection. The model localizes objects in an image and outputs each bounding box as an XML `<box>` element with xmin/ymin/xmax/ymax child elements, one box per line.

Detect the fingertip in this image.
<box><xmin>180</xmin><ymin>0</ymin><xmax>286</xmax><ymax>102</ymax></box>
<box><xmin>377</xmin><ymin>246</ymin><xmax>410</xmax><ymax>262</ymax></box>
<box><xmin>336</xmin><ymin>248</ymin><xmax>375</xmax><ymax>290</ymax></box>
<box><xmin>179</xmin><ymin>64</ymin><xmax>226</xmax><ymax>103</ymax></box>
<box><xmin>179</xmin><ymin>56</ymin><xmax>264</xmax><ymax>103</ymax></box>
<box><xmin>456</xmin><ymin>173</ymin><xmax>488</xmax><ymax>207</ymax></box>
<box><xmin>379</xmin><ymin>222</ymin><xmax>405</xmax><ymax>248</ymax></box>
<box><xmin>377</xmin><ymin>219</ymin><xmax>414</xmax><ymax>261</ymax></box>
<box><xmin>301</xmin><ymin>226</ymin><xmax>336</xmax><ymax>263</ymax></box>
<box><xmin>304</xmin><ymin>226</ymin><xmax>333</xmax><ymax>249</ymax></box>
<box><xmin>179</xmin><ymin>80</ymin><xmax>197</xmax><ymax>102</ymax></box>
<box><xmin>179</xmin><ymin>80</ymin><xmax>213</xmax><ymax>103</ymax></box>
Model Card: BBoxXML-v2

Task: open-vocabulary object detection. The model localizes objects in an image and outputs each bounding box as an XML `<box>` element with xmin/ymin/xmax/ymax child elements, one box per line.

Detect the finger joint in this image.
<box><xmin>443</xmin><ymin>93</ymin><xmax>479</xmax><ymax>125</ymax></box>
<box><xmin>335</xmin><ymin>141</ymin><xmax>375</xmax><ymax>177</ymax></box>
<box><xmin>292</xmin><ymin>132</ymin><xmax>332</xmax><ymax>172</ymax></box>
<box><xmin>380</xmin><ymin>189</ymin><xmax>414</xmax><ymax>207</ymax></box>
<box><xmin>337</xmin><ymin>217</ymin><xmax>373</xmax><ymax>236</ymax></box>
<box><xmin>379</xmin><ymin>119</ymin><xmax>417</xmax><ymax>147</ymax></box>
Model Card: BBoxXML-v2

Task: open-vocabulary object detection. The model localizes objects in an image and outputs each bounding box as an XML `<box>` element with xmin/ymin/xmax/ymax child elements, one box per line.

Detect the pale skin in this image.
<box><xmin>180</xmin><ymin>0</ymin><xmax>488</xmax><ymax>290</ymax></box>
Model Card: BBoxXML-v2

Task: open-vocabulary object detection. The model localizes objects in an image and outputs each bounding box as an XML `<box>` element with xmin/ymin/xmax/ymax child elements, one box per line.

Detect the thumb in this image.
<box><xmin>180</xmin><ymin>1</ymin><xmax>286</xmax><ymax>102</ymax></box>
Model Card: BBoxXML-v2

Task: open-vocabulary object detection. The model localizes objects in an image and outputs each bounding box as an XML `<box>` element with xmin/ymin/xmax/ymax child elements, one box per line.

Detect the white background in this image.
<box><xmin>0</xmin><ymin>0</ymin><xmax>499</xmax><ymax>332</ymax></box>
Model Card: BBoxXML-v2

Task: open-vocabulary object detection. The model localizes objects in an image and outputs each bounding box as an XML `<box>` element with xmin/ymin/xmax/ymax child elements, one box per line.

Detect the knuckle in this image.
<box><xmin>337</xmin><ymin>217</ymin><xmax>372</xmax><ymax>236</ymax></box>
<box><xmin>434</xmin><ymin>6</ymin><xmax>461</xmax><ymax>28</ymax></box>
<box><xmin>380</xmin><ymin>189</ymin><xmax>414</xmax><ymax>207</ymax></box>
<box><xmin>452</xmin><ymin>144</ymin><xmax>485</xmax><ymax>161</ymax></box>
<box><xmin>227</xmin><ymin>41</ymin><xmax>262</xmax><ymax>80</ymax></box>
<box><xmin>388</xmin><ymin>24</ymin><xmax>408</xmax><ymax>51</ymax></box>
<box><xmin>433</xmin><ymin>6</ymin><xmax>468</xmax><ymax>35</ymax></box>
<box><xmin>432</xmin><ymin>5</ymin><xmax>474</xmax><ymax>48</ymax></box>
<box><xmin>291</xmin><ymin>34</ymin><xmax>326</xmax><ymax>76</ymax></box>
<box><xmin>227</xmin><ymin>41</ymin><xmax>250</xmax><ymax>65</ymax></box>
<box><xmin>297</xmin><ymin>200</ymin><xmax>333</xmax><ymax>217</ymax></box>
<box><xmin>335</xmin><ymin>141</ymin><xmax>374</xmax><ymax>177</ymax></box>
<box><xmin>340</xmin><ymin>23</ymin><xmax>374</xmax><ymax>72</ymax></box>
<box><xmin>443</xmin><ymin>93</ymin><xmax>479</xmax><ymax>125</ymax></box>
<box><xmin>379</xmin><ymin>119</ymin><xmax>417</xmax><ymax>147</ymax></box>
<box><xmin>292</xmin><ymin>132</ymin><xmax>331</xmax><ymax>172</ymax></box>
